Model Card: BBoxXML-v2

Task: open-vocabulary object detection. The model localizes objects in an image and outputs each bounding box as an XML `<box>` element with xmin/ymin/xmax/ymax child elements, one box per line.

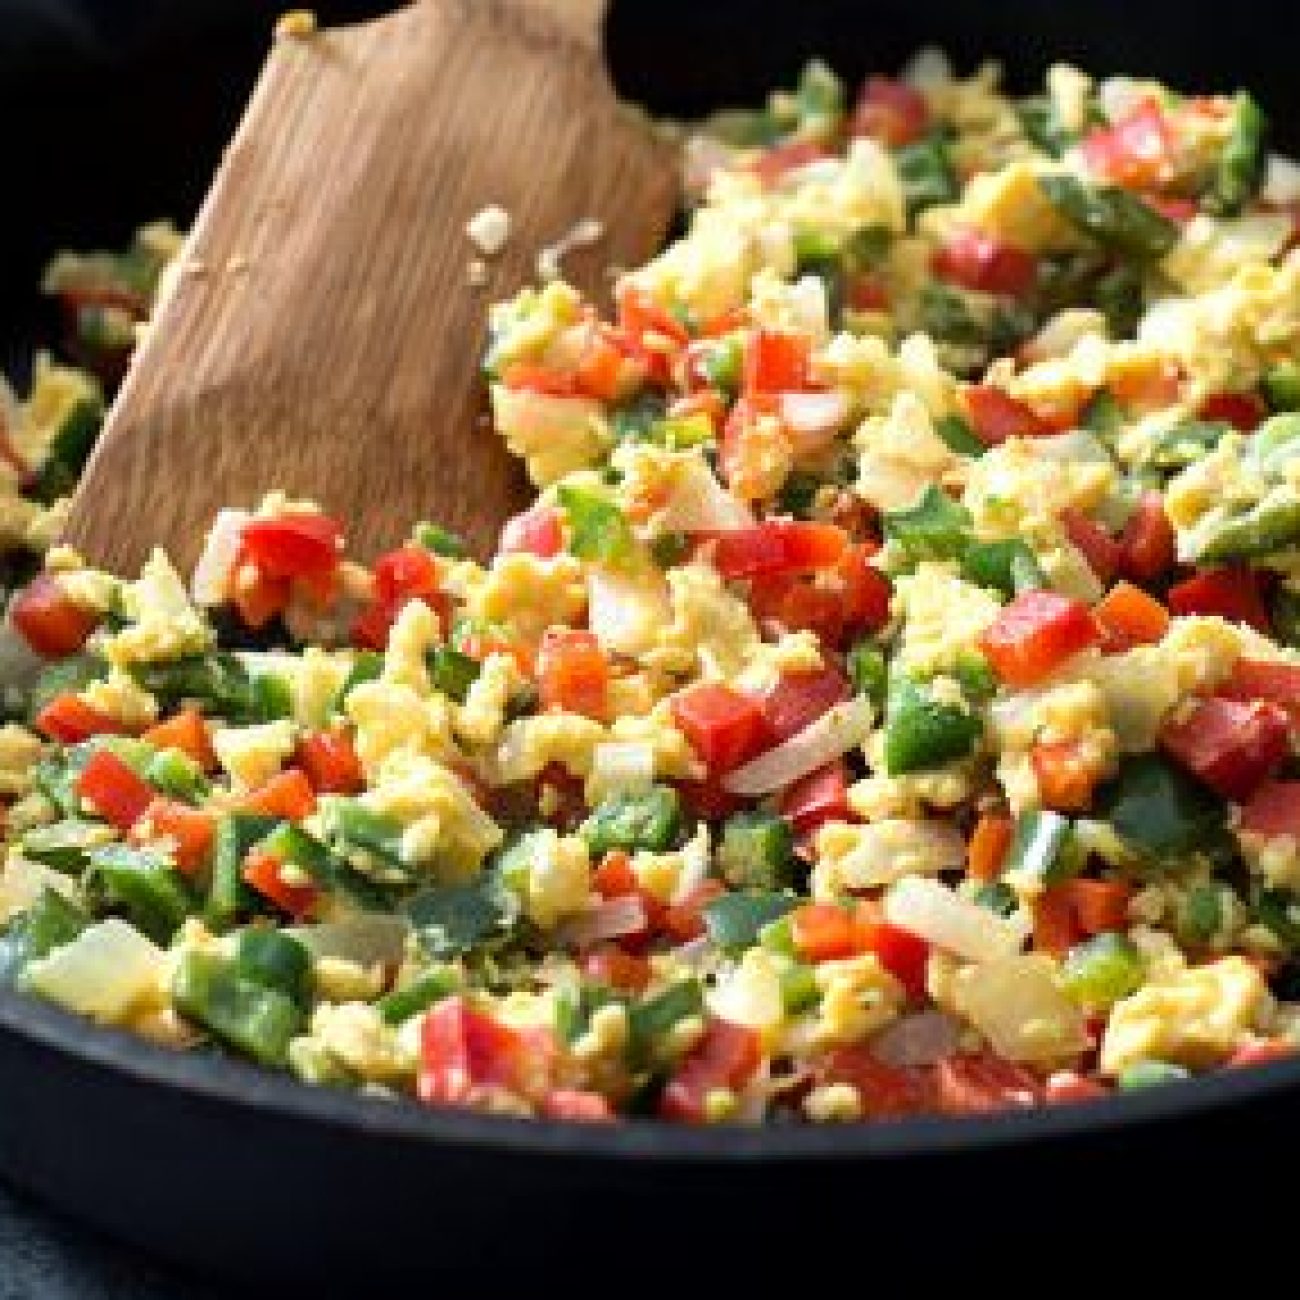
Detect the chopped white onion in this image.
<box><xmin>872</xmin><ymin>1010</ymin><xmax>963</xmax><ymax>1068</ymax></box>
<box><xmin>951</xmin><ymin>955</ymin><xmax>1089</xmax><ymax>1064</ymax></box>
<box><xmin>883</xmin><ymin>876</ymin><xmax>1028</xmax><ymax>964</ymax></box>
<box><xmin>191</xmin><ymin>508</ymin><xmax>252</xmax><ymax>606</ymax></box>
<box><xmin>24</xmin><ymin>919</ymin><xmax>163</xmax><ymax>1023</ymax></box>
<box><xmin>1097</xmin><ymin>76</ymin><xmax>1147</xmax><ymax>125</ymax></box>
<box><xmin>669</xmin><ymin>824</ymin><xmax>712</xmax><ymax>904</ymax></box>
<box><xmin>1263</xmin><ymin>153</ymin><xmax>1300</xmax><ymax>205</ymax></box>
<box><xmin>589</xmin><ymin>741</ymin><xmax>655</xmax><ymax>800</ymax></box>
<box><xmin>658</xmin><ymin>458</ymin><xmax>754</xmax><ymax>533</ymax></box>
<box><xmin>723</xmin><ymin>695</ymin><xmax>874</xmax><ymax>797</ymax></box>
<box><xmin>555</xmin><ymin>894</ymin><xmax>647</xmax><ymax>950</ymax></box>
<box><xmin>831</xmin><ymin>819</ymin><xmax>966</xmax><ymax>890</ymax></box>
<box><xmin>0</xmin><ymin>855</ymin><xmax>77</xmax><ymax>926</ymax></box>
<box><xmin>779</xmin><ymin>390</ymin><xmax>850</xmax><ymax>454</ymax></box>
<box><xmin>586</xmin><ymin>568</ymin><xmax>669</xmax><ymax>656</ymax></box>
<box><xmin>670</xmin><ymin>935</ymin><xmax>715</xmax><ymax>972</ymax></box>
<box><xmin>287</xmin><ymin>913</ymin><xmax>411</xmax><ymax>966</ymax></box>
<box><xmin>787</xmin><ymin>275</ymin><xmax>830</xmax><ymax>342</ymax></box>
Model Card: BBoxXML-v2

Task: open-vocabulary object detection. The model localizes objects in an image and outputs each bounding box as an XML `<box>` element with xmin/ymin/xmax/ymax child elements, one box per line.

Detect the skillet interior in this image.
<box><xmin>3</xmin><ymin>0</ymin><xmax>1300</xmax><ymax>1282</ymax></box>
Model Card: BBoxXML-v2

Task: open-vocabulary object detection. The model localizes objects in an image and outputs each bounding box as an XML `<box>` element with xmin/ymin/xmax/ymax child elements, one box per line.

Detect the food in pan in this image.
<box><xmin>3</xmin><ymin>52</ymin><xmax>1300</xmax><ymax>1124</ymax></box>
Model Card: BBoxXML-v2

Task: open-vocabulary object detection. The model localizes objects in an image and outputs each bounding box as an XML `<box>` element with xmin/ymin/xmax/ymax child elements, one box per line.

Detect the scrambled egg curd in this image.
<box><xmin>4</xmin><ymin>53</ymin><xmax>1300</xmax><ymax>1124</ymax></box>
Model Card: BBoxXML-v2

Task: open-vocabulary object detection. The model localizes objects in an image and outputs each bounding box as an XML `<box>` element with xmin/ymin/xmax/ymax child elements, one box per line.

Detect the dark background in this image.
<box><xmin>0</xmin><ymin>0</ymin><xmax>1298</xmax><ymax>1292</ymax></box>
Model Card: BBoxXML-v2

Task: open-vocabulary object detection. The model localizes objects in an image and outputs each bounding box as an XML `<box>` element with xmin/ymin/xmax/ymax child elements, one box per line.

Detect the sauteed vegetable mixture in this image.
<box><xmin>3</xmin><ymin>53</ymin><xmax>1300</xmax><ymax>1123</ymax></box>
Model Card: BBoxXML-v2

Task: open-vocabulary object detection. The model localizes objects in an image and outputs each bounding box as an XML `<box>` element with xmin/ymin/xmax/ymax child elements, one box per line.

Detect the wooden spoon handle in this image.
<box><xmin>523</xmin><ymin>0</ymin><xmax>608</xmax><ymax>50</ymax></box>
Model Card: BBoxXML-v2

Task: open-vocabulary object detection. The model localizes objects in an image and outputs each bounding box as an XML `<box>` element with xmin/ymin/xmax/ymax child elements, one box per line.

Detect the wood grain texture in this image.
<box><xmin>63</xmin><ymin>0</ymin><xmax>678</xmax><ymax>572</ymax></box>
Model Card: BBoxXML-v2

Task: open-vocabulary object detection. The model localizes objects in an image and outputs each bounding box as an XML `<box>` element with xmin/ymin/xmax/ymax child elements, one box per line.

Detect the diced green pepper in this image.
<box><xmin>1082</xmin><ymin>390</ymin><xmax>1124</xmax><ymax>439</ymax></box>
<box><xmin>896</xmin><ymin>134</ymin><xmax>958</xmax><ymax>216</ymax></box>
<box><xmin>27</xmin><ymin>653</ymin><xmax>106</xmax><ymax>724</ymax></box>
<box><xmin>1197</xmin><ymin>497</ymin><xmax>1300</xmax><ymax>563</ymax></box>
<box><xmin>233</xmin><ymin>927</ymin><xmax>312</xmax><ymax>1007</ymax></box>
<box><xmin>718</xmin><ymin>812</ymin><xmax>795</xmax><ymax>889</ymax></box>
<box><xmin>1060</xmin><ymin>932</ymin><xmax>1145</xmax><ymax>1007</ymax></box>
<box><xmin>1005</xmin><ymin>810</ymin><xmax>1077</xmax><ymax>885</ymax></box>
<box><xmin>847</xmin><ymin>641</ymin><xmax>889</xmax><ymax>709</ymax></box>
<box><xmin>650</xmin><ymin>414</ymin><xmax>715</xmax><ymax>450</ymax></box>
<box><xmin>557</xmin><ymin>486</ymin><xmax>636</xmax><ymax>567</ymax></box>
<box><xmin>795</xmin><ymin>59</ymin><xmax>844</xmax><ymax>127</ymax></box>
<box><xmin>951</xmin><ymin>651</ymin><xmax>998</xmax><ymax>702</ymax></box>
<box><xmin>882</xmin><ymin>484</ymin><xmax>973</xmax><ymax>564</ymax></box>
<box><xmin>581</xmin><ymin>786</ymin><xmax>681</xmax><ymax>855</ymax></box>
<box><xmin>84</xmin><ymin>844</ymin><xmax>195</xmax><ymax>944</ymax></box>
<box><xmin>650</xmin><ymin>531</ymin><xmax>690</xmax><ymax>569</ymax></box>
<box><xmin>916</xmin><ymin>283</ymin><xmax>987</xmax><ymax>348</ymax></box>
<box><xmin>1093</xmin><ymin>262</ymin><xmax>1144</xmax><ymax>338</ymax></box>
<box><xmin>134</xmin><ymin>654</ymin><xmax>264</xmax><ymax>723</ymax></box>
<box><xmin>1263</xmin><ymin>361</ymin><xmax>1300</xmax><ymax>414</ymax></box>
<box><xmin>259</xmin><ymin>821</ymin><xmax>390</xmax><ymax>908</ymax></box>
<box><xmin>934</xmin><ymin>413</ymin><xmax>986</xmax><ymax>457</ymax></box>
<box><xmin>883</xmin><ymin>675</ymin><xmax>981</xmax><ymax>776</ymax></box>
<box><xmin>413</xmin><ymin>522</ymin><xmax>466</xmax><ymax>558</ymax></box>
<box><xmin>627</xmin><ymin>978</ymin><xmax>704</xmax><ymax>1060</ymax></box>
<box><xmin>145</xmin><ymin>746</ymin><xmax>209</xmax><ymax>803</ymax></box>
<box><xmin>1208</xmin><ymin>92</ymin><xmax>1267</xmax><ymax>217</ymax></box>
<box><xmin>335</xmin><ymin>651</ymin><xmax>383</xmax><ymax>707</ymax></box>
<box><xmin>28</xmin><ymin>396</ymin><xmax>104</xmax><ymax>504</ymax></box>
<box><xmin>758</xmin><ymin>913</ymin><xmax>797</xmax><ymax>956</ymax></box>
<box><xmin>318</xmin><ymin>799</ymin><xmax>410</xmax><ymax>879</ymax></box>
<box><xmin>0</xmin><ymin>889</ymin><xmax>88</xmax><ymax>982</ymax></box>
<box><xmin>19</xmin><ymin>819</ymin><xmax>115</xmax><ymax>874</ymax></box>
<box><xmin>1038</xmin><ymin>175</ymin><xmax>1178</xmax><ymax>261</ymax></box>
<box><xmin>961</xmin><ymin>538</ymin><xmax>1046</xmax><ymax>599</ymax></box>
<box><xmin>1177</xmin><ymin>882</ymin><xmax>1228</xmax><ymax>947</ymax></box>
<box><xmin>1117</xmin><ymin>1060</ymin><xmax>1191</xmax><ymax>1091</ymax></box>
<box><xmin>377</xmin><ymin>966</ymin><xmax>461</xmax><ymax>1025</ymax></box>
<box><xmin>1017</xmin><ymin>95</ymin><xmax>1076</xmax><ymax>156</ymax></box>
<box><xmin>704</xmin><ymin>891</ymin><xmax>795</xmax><ymax>955</ymax></box>
<box><xmin>171</xmin><ymin>950</ymin><xmax>302</xmax><ymax>1067</ymax></box>
<box><xmin>1094</xmin><ymin>754</ymin><xmax>1228</xmax><ymax>869</ymax></box>
<box><xmin>405</xmin><ymin>874</ymin><xmax>516</xmax><ymax>959</ymax></box>
<box><xmin>1146</xmin><ymin>419</ymin><xmax>1230</xmax><ymax>471</ymax></box>
<box><xmin>427</xmin><ymin>647</ymin><xmax>480</xmax><ymax>703</ymax></box>
<box><xmin>780</xmin><ymin>963</ymin><xmax>820</xmax><ymax>1014</ymax></box>
<box><xmin>974</xmin><ymin>881</ymin><xmax>1018</xmax><ymax>917</ymax></box>
<box><xmin>206</xmin><ymin>813</ymin><xmax>280</xmax><ymax>931</ymax></box>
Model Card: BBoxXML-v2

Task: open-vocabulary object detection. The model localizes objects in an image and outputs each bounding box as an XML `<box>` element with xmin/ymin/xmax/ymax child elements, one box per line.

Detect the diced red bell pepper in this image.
<box><xmin>671</xmin><ymin>682</ymin><xmax>770</xmax><ymax>773</ymax></box>
<box><xmin>963</xmin><ymin>385</ymin><xmax>1055</xmax><ymax>445</ymax></box>
<box><xmin>814</xmin><ymin>1046</ymin><xmax>936</xmax><ymax>1119</ymax></box>
<box><xmin>978</xmin><ymin>590</ymin><xmax>1099</xmax><ymax>688</ymax></box>
<box><xmin>1031</xmin><ymin>739</ymin><xmax>1101</xmax><ymax>812</ymax></box>
<box><xmin>1239</xmin><ymin>780</ymin><xmax>1300</xmax><ymax>837</ymax></box>
<box><xmin>935</xmin><ymin>1052</ymin><xmax>1042</xmax><ymax>1115</ymax></box>
<box><xmin>235</xmin><ymin>768</ymin><xmax>317</xmax><ymax>821</ymax></box>
<box><xmin>1199</xmin><ymin>390</ymin><xmax>1268</xmax><ymax>433</ymax></box>
<box><xmin>1058</xmin><ymin>878</ymin><xmax>1134</xmax><ymax>936</ymax></box>
<box><xmin>500</xmin><ymin>362</ymin><xmax>579</xmax><ymax>397</ymax></box>
<box><xmin>240</xmin><ymin>513</ymin><xmax>343</xmax><ymax>581</ymax></box>
<box><xmin>242</xmin><ymin>847</ymin><xmax>320</xmax><ymax>919</ymax></box>
<box><xmin>1160</xmin><ymin>696</ymin><xmax>1291</xmax><ymax>800</ymax></box>
<box><xmin>932</xmin><ymin>228</ymin><xmax>1037</xmax><ymax>298</ymax></box>
<box><xmin>660</xmin><ymin>1018</ymin><xmax>762</xmax><ymax>1122</ymax></box>
<box><xmin>1119</xmin><ymin>491</ymin><xmax>1176</xmax><ymax>582</ymax></box>
<box><xmin>499</xmin><ymin>504</ymin><xmax>564</xmax><ymax>559</ymax></box>
<box><xmin>1061</xmin><ymin>509</ymin><xmax>1121</xmax><ymax>585</ymax></box>
<box><xmin>836</xmin><ymin>543</ymin><xmax>892</xmax><ymax>635</ymax></box>
<box><xmin>75</xmin><ymin>748</ymin><xmax>155</xmax><ymax>831</ymax></box>
<box><xmin>762</xmin><ymin>664</ymin><xmax>850</xmax><ymax>742</ymax></box>
<box><xmin>747</xmin><ymin>574</ymin><xmax>846</xmax><ymax>645</ymax></box>
<box><xmin>1081</xmin><ymin>99</ymin><xmax>1176</xmax><ymax>190</ymax></box>
<box><xmin>751</xmin><ymin>138</ymin><xmax>830</xmax><ymax>186</ymax></box>
<box><xmin>1227</xmin><ymin>1039</ymin><xmax>1294</xmax><ymax>1069</ymax></box>
<box><xmin>850</xmin><ymin>76</ymin><xmax>930</xmax><ymax>148</ymax></box>
<box><xmin>1045</xmin><ymin>1071</ymin><xmax>1110</xmax><ymax>1104</ymax></box>
<box><xmin>853</xmin><ymin>908</ymin><xmax>930</xmax><ymax>1001</ymax></box>
<box><xmin>537</xmin><ymin>628</ymin><xmax>609</xmax><ymax>721</ymax></box>
<box><xmin>590</xmin><ymin>851</ymin><xmax>664</xmax><ymax>944</ymax></box>
<box><xmin>351</xmin><ymin>544</ymin><xmax>448</xmax><ymax>649</ymax></box>
<box><xmin>674</xmin><ymin>776</ymin><xmax>745</xmax><ymax>822</ymax></box>
<box><xmin>34</xmin><ymin>694</ymin><xmax>130</xmax><ymax>744</ymax></box>
<box><xmin>790</xmin><ymin>903</ymin><xmax>858</xmax><ymax>963</ymax></box>
<box><xmin>616</xmin><ymin>285</ymin><xmax>690</xmax><ymax>383</ymax></box>
<box><xmin>1167</xmin><ymin>566</ymin><xmax>1270</xmax><ymax>632</ymax></box>
<box><xmin>743</xmin><ymin>328</ymin><xmax>811</xmax><ymax>396</ymax></box>
<box><xmin>967</xmin><ymin>813</ymin><xmax>1014</xmax><ymax>882</ymax></box>
<box><xmin>10</xmin><ymin>574</ymin><xmax>99</xmax><ymax>658</ymax></box>
<box><xmin>706</xmin><ymin>520</ymin><xmax>847</xmax><ymax>580</ymax></box>
<box><xmin>130</xmin><ymin>798</ymin><xmax>216</xmax><ymax>876</ymax></box>
<box><xmin>142</xmin><ymin>708</ymin><xmax>217</xmax><ymax>770</ymax></box>
<box><xmin>1093</xmin><ymin>581</ymin><xmax>1170</xmax><ymax>652</ymax></box>
<box><xmin>778</xmin><ymin>759</ymin><xmax>851</xmax><ymax>835</ymax></box>
<box><xmin>1033</xmin><ymin>886</ymin><xmax>1083</xmax><ymax>957</ymax></box>
<box><xmin>581</xmin><ymin>945</ymin><xmax>652</xmax><ymax>994</ymax></box>
<box><xmin>419</xmin><ymin>996</ymin><xmax>554</xmax><ymax>1109</ymax></box>
<box><xmin>1147</xmin><ymin>195</ymin><xmax>1199</xmax><ymax>225</ymax></box>
<box><xmin>540</xmin><ymin>1089</ymin><xmax>615</xmax><ymax>1123</ymax></box>
<box><xmin>296</xmin><ymin>728</ymin><xmax>365</xmax><ymax>794</ymax></box>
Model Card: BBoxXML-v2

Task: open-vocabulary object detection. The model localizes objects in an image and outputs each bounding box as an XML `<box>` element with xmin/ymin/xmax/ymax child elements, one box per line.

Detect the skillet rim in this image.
<box><xmin>3</xmin><ymin>982</ymin><xmax>1297</xmax><ymax>1161</ymax></box>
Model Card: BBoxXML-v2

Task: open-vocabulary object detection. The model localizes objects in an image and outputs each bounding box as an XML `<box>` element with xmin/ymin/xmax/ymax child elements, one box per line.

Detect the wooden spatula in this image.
<box><xmin>61</xmin><ymin>0</ymin><xmax>678</xmax><ymax>573</ymax></box>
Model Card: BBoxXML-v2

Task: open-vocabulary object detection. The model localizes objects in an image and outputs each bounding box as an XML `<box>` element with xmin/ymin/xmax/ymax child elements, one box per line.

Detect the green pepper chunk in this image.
<box><xmin>405</xmin><ymin>873</ymin><xmax>516</xmax><ymax>960</ymax></box>
<box><xmin>1093</xmin><ymin>754</ymin><xmax>1228</xmax><ymax>869</ymax></box>
<box><xmin>1082</xmin><ymin>390</ymin><xmax>1124</xmax><ymax>439</ymax></box>
<box><xmin>934</xmin><ymin>413</ymin><xmax>986</xmax><ymax>457</ymax></box>
<box><xmin>133</xmin><ymin>654</ymin><xmax>277</xmax><ymax>724</ymax></box>
<box><xmin>961</xmin><ymin>539</ymin><xmax>1046</xmax><ymax>599</ymax></box>
<box><xmin>1017</xmin><ymin>95</ymin><xmax>1076</xmax><ymax>156</ymax></box>
<box><xmin>649</xmin><ymin>414</ymin><xmax>715</xmax><ymax>450</ymax></box>
<box><xmin>1264</xmin><ymin>361</ymin><xmax>1300</xmax><ymax>414</ymax></box>
<box><xmin>883</xmin><ymin>675</ymin><xmax>981</xmax><ymax>776</ymax></box>
<box><xmin>27</xmin><ymin>653</ymin><xmax>106</xmax><ymax>725</ymax></box>
<box><xmin>84</xmin><ymin>844</ymin><xmax>195</xmax><ymax>944</ymax></box>
<box><xmin>974</xmin><ymin>881</ymin><xmax>1018</xmax><ymax>917</ymax></box>
<box><xmin>259</xmin><ymin>821</ymin><xmax>390</xmax><ymax>908</ymax></box>
<box><xmin>171</xmin><ymin>950</ymin><xmax>302</xmax><ymax>1067</ymax></box>
<box><xmin>557</xmin><ymin>486</ymin><xmax>636</xmax><ymax>567</ymax></box>
<box><xmin>0</xmin><ymin>889</ymin><xmax>89</xmax><ymax>981</ymax></box>
<box><xmin>1117</xmin><ymin>1060</ymin><xmax>1191</xmax><ymax>1091</ymax></box>
<box><xmin>1060</xmin><ymin>932</ymin><xmax>1145</xmax><ymax>1007</ymax></box>
<box><xmin>335</xmin><ymin>651</ymin><xmax>383</xmax><ymax>708</ymax></box>
<box><xmin>718</xmin><ymin>812</ymin><xmax>796</xmax><ymax>889</ymax></box>
<box><xmin>20</xmin><ymin>819</ymin><xmax>115</xmax><ymax>874</ymax></box>
<box><xmin>28</xmin><ymin>395</ymin><xmax>104</xmax><ymax>504</ymax></box>
<box><xmin>1005</xmin><ymin>810</ymin><xmax>1077</xmax><ymax>884</ymax></box>
<box><xmin>916</xmin><ymin>283</ymin><xmax>987</xmax><ymax>349</ymax></box>
<box><xmin>698</xmin><ymin>337</ymin><xmax>743</xmax><ymax>396</ymax></box>
<box><xmin>233</xmin><ymin>927</ymin><xmax>312</xmax><ymax>1007</ymax></box>
<box><xmin>847</xmin><ymin>641</ymin><xmax>889</xmax><ymax>709</ymax></box>
<box><xmin>413</xmin><ymin>522</ymin><xmax>467</xmax><ymax>558</ymax></box>
<box><xmin>206</xmin><ymin>813</ymin><xmax>280</xmax><ymax>931</ymax></box>
<box><xmin>882</xmin><ymin>484</ymin><xmax>973</xmax><ymax>564</ymax></box>
<box><xmin>145</xmin><ymin>746</ymin><xmax>209</xmax><ymax>803</ymax></box>
<box><xmin>795</xmin><ymin>59</ymin><xmax>844</xmax><ymax>128</ymax></box>
<box><xmin>704</xmin><ymin>892</ymin><xmax>795</xmax><ymax>955</ymax></box>
<box><xmin>1038</xmin><ymin>175</ymin><xmax>1178</xmax><ymax>261</ymax></box>
<box><xmin>1177</xmin><ymin>882</ymin><xmax>1228</xmax><ymax>947</ymax></box>
<box><xmin>581</xmin><ymin>786</ymin><xmax>681</xmax><ymax>856</ymax></box>
<box><xmin>895</xmin><ymin>134</ymin><xmax>958</xmax><ymax>216</ymax></box>
<box><xmin>427</xmin><ymin>647</ymin><xmax>480</xmax><ymax>703</ymax></box>
<box><xmin>627</xmin><ymin>979</ymin><xmax>704</xmax><ymax>1062</ymax></box>
<box><xmin>1197</xmin><ymin>497</ymin><xmax>1300</xmax><ymax>563</ymax></box>
<box><xmin>1208</xmin><ymin>92</ymin><xmax>1268</xmax><ymax>217</ymax></box>
<box><xmin>377</xmin><ymin>967</ymin><xmax>461</xmax><ymax>1025</ymax></box>
<box><xmin>781</xmin><ymin>964</ymin><xmax>821</xmax><ymax>1014</ymax></box>
<box><xmin>1146</xmin><ymin>419</ymin><xmax>1230</xmax><ymax>471</ymax></box>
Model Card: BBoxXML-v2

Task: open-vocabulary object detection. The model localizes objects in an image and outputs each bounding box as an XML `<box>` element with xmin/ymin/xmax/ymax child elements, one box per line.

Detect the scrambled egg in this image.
<box><xmin>212</xmin><ymin>720</ymin><xmax>296</xmax><ymax>791</ymax></box>
<box><xmin>103</xmin><ymin>549</ymin><xmax>213</xmax><ymax>668</ymax></box>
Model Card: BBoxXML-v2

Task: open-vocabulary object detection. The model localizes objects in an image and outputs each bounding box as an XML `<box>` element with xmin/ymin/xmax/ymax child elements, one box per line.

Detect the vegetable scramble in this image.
<box><xmin>3</xmin><ymin>51</ymin><xmax>1300</xmax><ymax>1124</ymax></box>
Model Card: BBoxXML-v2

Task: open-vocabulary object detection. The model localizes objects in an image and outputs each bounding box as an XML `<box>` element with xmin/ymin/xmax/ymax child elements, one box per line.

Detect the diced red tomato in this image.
<box><xmin>1031</xmin><ymin>740</ymin><xmax>1101</xmax><ymax>812</ymax></box>
<box><xmin>1199</xmin><ymin>390</ymin><xmax>1268</xmax><ymax>433</ymax></box>
<box><xmin>74</xmin><ymin>749</ymin><xmax>155</xmax><ymax>832</ymax></box>
<box><xmin>1061</xmin><ymin>509</ymin><xmax>1121</xmax><ymax>585</ymax></box>
<box><xmin>660</xmin><ymin>1018</ymin><xmax>762</xmax><ymax>1122</ymax></box>
<box><xmin>706</xmin><ymin>520</ymin><xmax>847</xmax><ymax>580</ymax></box>
<box><xmin>844</xmin><ymin>272</ymin><xmax>889</xmax><ymax>312</ymax></box>
<box><xmin>576</xmin><ymin>326</ymin><xmax>639</xmax><ymax>401</ymax></box>
<box><xmin>751</xmin><ymin>138</ymin><xmax>829</xmax><ymax>186</ymax></box>
<box><xmin>967</xmin><ymin>813</ymin><xmax>1014</xmax><ymax>882</ymax></box>
<box><xmin>1033</xmin><ymin>886</ymin><xmax>1083</xmax><ymax>957</ymax></box>
<box><xmin>581</xmin><ymin>945</ymin><xmax>652</xmax><ymax>994</ymax></box>
<box><xmin>836</xmin><ymin>544</ymin><xmax>892</xmax><ymax>635</ymax></box>
<box><xmin>1094</xmin><ymin>581</ymin><xmax>1170</xmax><ymax>652</ymax></box>
<box><xmin>540</xmin><ymin>1089</ymin><xmax>615</xmax><ymax>1122</ymax></box>
<box><xmin>241</xmin><ymin>847</ymin><xmax>320</xmax><ymax>920</ymax></box>
<box><xmin>1045</xmin><ymin>1071</ymin><xmax>1110</xmax><ymax>1104</ymax></box>
<box><xmin>963</xmin><ymin>385</ymin><xmax>1055</xmax><ymax>445</ymax></box>
<box><xmin>850</xmin><ymin>76</ymin><xmax>930</xmax><ymax>148</ymax></box>
<box><xmin>1081</xmin><ymin>99</ymin><xmax>1176</xmax><ymax>190</ymax></box>
<box><xmin>852</xmin><ymin>908</ymin><xmax>930</xmax><ymax>1000</ymax></box>
<box><xmin>296</xmin><ymin>728</ymin><xmax>365</xmax><ymax>794</ymax></box>
<box><xmin>671</xmin><ymin>682</ymin><xmax>770</xmax><ymax>773</ymax></box>
<box><xmin>978</xmin><ymin>590</ymin><xmax>1099</xmax><ymax>688</ymax></box>
<box><xmin>814</xmin><ymin>1046</ymin><xmax>936</xmax><ymax>1119</ymax></box>
<box><xmin>34</xmin><ymin>694</ymin><xmax>129</xmax><ymax>744</ymax></box>
<box><xmin>674</xmin><ymin>776</ymin><xmax>745</xmax><ymax>822</ymax></box>
<box><xmin>537</xmin><ymin>629</ymin><xmax>608</xmax><ymax>721</ymax></box>
<box><xmin>1147</xmin><ymin>195</ymin><xmax>1199</xmax><ymax>224</ymax></box>
<box><xmin>591</xmin><ymin>851</ymin><xmax>664</xmax><ymax>943</ymax></box>
<box><xmin>1161</xmin><ymin>696</ymin><xmax>1290</xmax><ymax>800</ymax></box>
<box><xmin>240</xmin><ymin>513</ymin><xmax>342</xmax><ymax>581</ymax></box>
<box><xmin>499</xmin><ymin>504</ymin><xmax>563</xmax><ymax>559</ymax></box>
<box><xmin>743</xmin><ymin>329</ymin><xmax>811</xmax><ymax>396</ymax></box>
<box><xmin>1238</xmin><ymin>781</ymin><xmax>1300</xmax><ymax>837</ymax></box>
<box><xmin>131</xmin><ymin>798</ymin><xmax>216</xmax><ymax>876</ymax></box>
<box><xmin>1119</xmin><ymin>491</ymin><xmax>1175</xmax><ymax>582</ymax></box>
<box><xmin>932</xmin><ymin>228</ymin><xmax>1037</xmax><ymax>298</ymax></box>
<box><xmin>142</xmin><ymin>708</ymin><xmax>217</xmax><ymax>770</ymax></box>
<box><xmin>10</xmin><ymin>574</ymin><xmax>98</xmax><ymax>658</ymax></box>
<box><xmin>1167</xmin><ymin>566</ymin><xmax>1270</xmax><ymax>632</ymax></box>
<box><xmin>1059</xmin><ymin>878</ymin><xmax>1134</xmax><ymax>936</ymax></box>
<box><xmin>351</xmin><ymin>544</ymin><xmax>447</xmax><ymax>650</ymax></box>
<box><xmin>499</xmin><ymin>362</ymin><xmax>578</xmax><ymax>397</ymax></box>
<box><xmin>936</xmin><ymin>1052</ymin><xmax>1042</xmax><ymax>1115</ymax></box>
<box><xmin>418</xmin><ymin>996</ymin><xmax>554</xmax><ymax>1108</ymax></box>
<box><xmin>1221</xmin><ymin>658</ymin><xmax>1300</xmax><ymax>709</ymax></box>
<box><xmin>762</xmin><ymin>664</ymin><xmax>850</xmax><ymax>742</ymax></box>
<box><xmin>790</xmin><ymin>903</ymin><xmax>858</xmax><ymax>963</ymax></box>
<box><xmin>235</xmin><ymin>768</ymin><xmax>317</xmax><ymax>821</ymax></box>
<box><xmin>1228</xmin><ymin>1039</ymin><xmax>1294</xmax><ymax>1069</ymax></box>
<box><xmin>778</xmin><ymin>760</ymin><xmax>851</xmax><ymax>836</ymax></box>
<box><xmin>616</xmin><ymin>286</ymin><xmax>690</xmax><ymax>383</ymax></box>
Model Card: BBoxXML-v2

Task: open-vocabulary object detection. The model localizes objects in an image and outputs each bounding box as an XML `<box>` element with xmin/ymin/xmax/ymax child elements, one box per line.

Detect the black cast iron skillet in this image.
<box><xmin>3</xmin><ymin>0</ymin><xmax>1300</xmax><ymax>1288</ymax></box>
